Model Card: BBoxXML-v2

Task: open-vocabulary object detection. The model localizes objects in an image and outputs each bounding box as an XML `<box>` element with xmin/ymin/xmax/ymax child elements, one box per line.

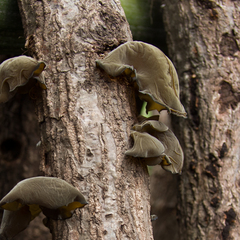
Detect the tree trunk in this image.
<box><xmin>17</xmin><ymin>0</ymin><xmax>153</xmax><ymax>239</ymax></box>
<box><xmin>162</xmin><ymin>0</ymin><xmax>240</xmax><ymax>239</ymax></box>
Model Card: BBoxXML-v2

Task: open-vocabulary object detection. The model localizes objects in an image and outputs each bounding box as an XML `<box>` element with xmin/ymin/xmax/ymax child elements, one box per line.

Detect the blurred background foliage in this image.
<box><xmin>120</xmin><ymin>0</ymin><xmax>167</xmax><ymax>54</ymax></box>
<box><xmin>120</xmin><ymin>0</ymin><xmax>168</xmax><ymax>121</ymax></box>
<box><xmin>0</xmin><ymin>0</ymin><xmax>25</xmax><ymax>55</ymax></box>
<box><xmin>0</xmin><ymin>0</ymin><xmax>167</xmax><ymax>55</ymax></box>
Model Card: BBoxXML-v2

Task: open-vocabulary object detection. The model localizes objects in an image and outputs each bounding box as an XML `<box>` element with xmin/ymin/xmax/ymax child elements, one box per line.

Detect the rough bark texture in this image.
<box><xmin>17</xmin><ymin>0</ymin><xmax>153</xmax><ymax>239</ymax></box>
<box><xmin>0</xmin><ymin>89</ymin><xmax>51</xmax><ymax>239</ymax></box>
<box><xmin>162</xmin><ymin>0</ymin><xmax>240</xmax><ymax>239</ymax></box>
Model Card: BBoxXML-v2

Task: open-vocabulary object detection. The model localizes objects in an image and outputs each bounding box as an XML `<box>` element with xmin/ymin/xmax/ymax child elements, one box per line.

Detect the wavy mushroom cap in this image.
<box><xmin>0</xmin><ymin>177</ymin><xmax>87</xmax><ymax>220</ymax></box>
<box><xmin>131</xmin><ymin>120</ymin><xmax>184</xmax><ymax>173</ymax></box>
<box><xmin>96</xmin><ymin>41</ymin><xmax>187</xmax><ymax>118</ymax></box>
<box><xmin>0</xmin><ymin>206</ymin><xmax>31</xmax><ymax>240</ymax></box>
<box><xmin>125</xmin><ymin>131</ymin><xmax>165</xmax><ymax>158</ymax></box>
<box><xmin>0</xmin><ymin>56</ymin><xmax>46</xmax><ymax>103</ymax></box>
<box><xmin>132</xmin><ymin>119</ymin><xmax>168</xmax><ymax>133</ymax></box>
<box><xmin>154</xmin><ymin>129</ymin><xmax>184</xmax><ymax>174</ymax></box>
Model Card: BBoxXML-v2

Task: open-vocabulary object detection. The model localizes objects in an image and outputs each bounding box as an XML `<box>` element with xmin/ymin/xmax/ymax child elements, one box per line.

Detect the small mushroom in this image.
<box><xmin>125</xmin><ymin>131</ymin><xmax>165</xmax><ymax>158</ymax></box>
<box><xmin>133</xmin><ymin>118</ymin><xmax>169</xmax><ymax>133</ymax></box>
<box><xmin>0</xmin><ymin>56</ymin><xmax>46</xmax><ymax>103</ymax></box>
<box><xmin>130</xmin><ymin>119</ymin><xmax>184</xmax><ymax>173</ymax></box>
<box><xmin>0</xmin><ymin>177</ymin><xmax>87</xmax><ymax>222</ymax></box>
<box><xmin>133</xmin><ymin>120</ymin><xmax>183</xmax><ymax>173</ymax></box>
<box><xmin>154</xmin><ymin>129</ymin><xmax>184</xmax><ymax>174</ymax></box>
<box><xmin>96</xmin><ymin>41</ymin><xmax>187</xmax><ymax>118</ymax></box>
<box><xmin>0</xmin><ymin>206</ymin><xmax>31</xmax><ymax>240</ymax></box>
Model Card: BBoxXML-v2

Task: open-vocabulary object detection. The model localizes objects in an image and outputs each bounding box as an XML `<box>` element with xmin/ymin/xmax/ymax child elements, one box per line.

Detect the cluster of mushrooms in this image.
<box><xmin>96</xmin><ymin>41</ymin><xmax>186</xmax><ymax>174</ymax></box>
<box><xmin>0</xmin><ymin>41</ymin><xmax>186</xmax><ymax>238</ymax></box>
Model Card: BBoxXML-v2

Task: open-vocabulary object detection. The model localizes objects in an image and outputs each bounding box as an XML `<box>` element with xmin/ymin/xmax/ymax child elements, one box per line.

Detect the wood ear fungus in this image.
<box><xmin>0</xmin><ymin>56</ymin><xmax>46</xmax><ymax>103</ymax></box>
<box><xmin>96</xmin><ymin>41</ymin><xmax>187</xmax><ymax>118</ymax></box>
<box><xmin>125</xmin><ymin>131</ymin><xmax>165</xmax><ymax>158</ymax></box>
<box><xmin>0</xmin><ymin>177</ymin><xmax>87</xmax><ymax>238</ymax></box>
<box><xmin>131</xmin><ymin>120</ymin><xmax>184</xmax><ymax>173</ymax></box>
<box><xmin>0</xmin><ymin>206</ymin><xmax>32</xmax><ymax>240</ymax></box>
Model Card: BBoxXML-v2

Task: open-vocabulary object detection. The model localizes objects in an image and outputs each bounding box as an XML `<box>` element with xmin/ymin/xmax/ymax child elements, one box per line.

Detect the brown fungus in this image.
<box><xmin>132</xmin><ymin>118</ymin><xmax>169</xmax><ymax>133</ymax></box>
<box><xmin>96</xmin><ymin>41</ymin><xmax>187</xmax><ymax>117</ymax></box>
<box><xmin>155</xmin><ymin>129</ymin><xmax>184</xmax><ymax>174</ymax></box>
<box><xmin>125</xmin><ymin>131</ymin><xmax>165</xmax><ymax>159</ymax></box>
<box><xmin>131</xmin><ymin>120</ymin><xmax>184</xmax><ymax>173</ymax></box>
<box><xmin>0</xmin><ymin>206</ymin><xmax>32</xmax><ymax>240</ymax></box>
<box><xmin>0</xmin><ymin>177</ymin><xmax>87</xmax><ymax>223</ymax></box>
<box><xmin>0</xmin><ymin>56</ymin><xmax>46</xmax><ymax>103</ymax></box>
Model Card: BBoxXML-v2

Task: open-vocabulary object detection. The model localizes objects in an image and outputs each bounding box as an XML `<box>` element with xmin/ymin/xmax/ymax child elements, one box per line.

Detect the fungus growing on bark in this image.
<box><xmin>133</xmin><ymin>118</ymin><xmax>169</xmax><ymax>133</ymax></box>
<box><xmin>96</xmin><ymin>41</ymin><xmax>187</xmax><ymax>117</ymax></box>
<box><xmin>125</xmin><ymin>131</ymin><xmax>165</xmax><ymax>159</ymax></box>
<box><xmin>0</xmin><ymin>176</ymin><xmax>87</xmax><ymax>238</ymax></box>
<box><xmin>0</xmin><ymin>56</ymin><xmax>46</xmax><ymax>103</ymax></box>
<box><xmin>155</xmin><ymin>128</ymin><xmax>184</xmax><ymax>174</ymax></box>
<box><xmin>0</xmin><ymin>205</ymin><xmax>31</xmax><ymax>240</ymax></box>
<box><xmin>132</xmin><ymin>119</ymin><xmax>184</xmax><ymax>173</ymax></box>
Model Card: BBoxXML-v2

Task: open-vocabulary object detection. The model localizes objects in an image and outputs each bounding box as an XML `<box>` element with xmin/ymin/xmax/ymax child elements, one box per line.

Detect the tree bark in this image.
<box><xmin>17</xmin><ymin>0</ymin><xmax>153</xmax><ymax>239</ymax></box>
<box><xmin>162</xmin><ymin>0</ymin><xmax>240</xmax><ymax>239</ymax></box>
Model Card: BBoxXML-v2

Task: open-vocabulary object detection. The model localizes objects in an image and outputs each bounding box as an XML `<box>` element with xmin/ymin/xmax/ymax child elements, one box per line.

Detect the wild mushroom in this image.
<box><xmin>96</xmin><ymin>41</ymin><xmax>187</xmax><ymax>118</ymax></box>
<box><xmin>155</xmin><ymin>128</ymin><xmax>184</xmax><ymax>173</ymax></box>
<box><xmin>0</xmin><ymin>177</ymin><xmax>87</xmax><ymax>223</ymax></box>
<box><xmin>133</xmin><ymin>118</ymin><xmax>169</xmax><ymax>134</ymax></box>
<box><xmin>0</xmin><ymin>56</ymin><xmax>46</xmax><ymax>103</ymax></box>
<box><xmin>125</xmin><ymin>131</ymin><xmax>165</xmax><ymax>161</ymax></box>
<box><xmin>132</xmin><ymin>120</ymin><xmax>184</xmax><ymax>173</ymax></box>
<box><xmin>0</xmin><ymin>206</ymin><xmax>31</xmax><ymax>240</ymax></box>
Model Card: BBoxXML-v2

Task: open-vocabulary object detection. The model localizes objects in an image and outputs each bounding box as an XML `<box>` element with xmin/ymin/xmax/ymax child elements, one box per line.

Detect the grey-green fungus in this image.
<box><xmin>0</xmin><ymin>176</ymin><xmax>88</xmax><ymax>238</ymax></box>
<box><xmin>132</xmin><ymin>119</ymin><xmax>184</xmax><ymax>173</ymax></box>
<box><xmin>96</xmin><ymin>41</ymin><xmax>187</xmax><ymax>117</ymax></box>
<box><xmin>133</xmin><ymin>118</ymin><xmax>169</xmax><ymax>133</ymax></box>
<box><xmin>0</xmin><ymin>56</ymin><xmax>46</xmax><ymax>103</ymax></box>
<box><xmin>125</xmin><ymin>131</ymin><xmax>165</xmax><ymax>158</ymax></box>
<box><xmin>0</xmin><ymin>205</ymin><xmax>31</xmax><ymax>240</ymax></box>
<box><xmin>0</xmin><ymin>177</ymin><xmax>87</xmax><ymax>220</ymax></box>
<box><xmin>154</xmin><ymin>128</ymin><xmax>184</xmax><ymax>174</ymax></box>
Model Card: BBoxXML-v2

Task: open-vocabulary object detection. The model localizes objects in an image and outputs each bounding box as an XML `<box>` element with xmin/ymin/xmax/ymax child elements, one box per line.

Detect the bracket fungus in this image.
<box><xmin>96</xmin><ymin>41</ymin><xmax>187</xmax><ymax>118</ymax></box>
<box><xmin>126</xmin><ymin>119</ymin><xmax>184</xmax><ymax>173</ymax></box>
<box><xmin>154</xmin><ymin>128</ymin><xmax>184</xmax><ymax>174</ymax></box>
<box><xmin>0</xmin><ymin>56</ymin><xmax>46</xmax><ymax>103</ymax></box>
<box><xmin>0</xmin><ymin>177</ymin><xmax>87</xmax><ymax>238</ymax></box>
<box><xmin>0</xmin><ymin>206</ymin><xmax>31</xmax><ymax>240</ymax></box>
<box><xmin>125</xmin><ymin>131</ymin><xmax>165</xmax><ymax>161</ymax></box>
<box><xmin>133</xmin><ymin>119</ymin><xmax>169</xmax><ymax>133</ymax></box>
